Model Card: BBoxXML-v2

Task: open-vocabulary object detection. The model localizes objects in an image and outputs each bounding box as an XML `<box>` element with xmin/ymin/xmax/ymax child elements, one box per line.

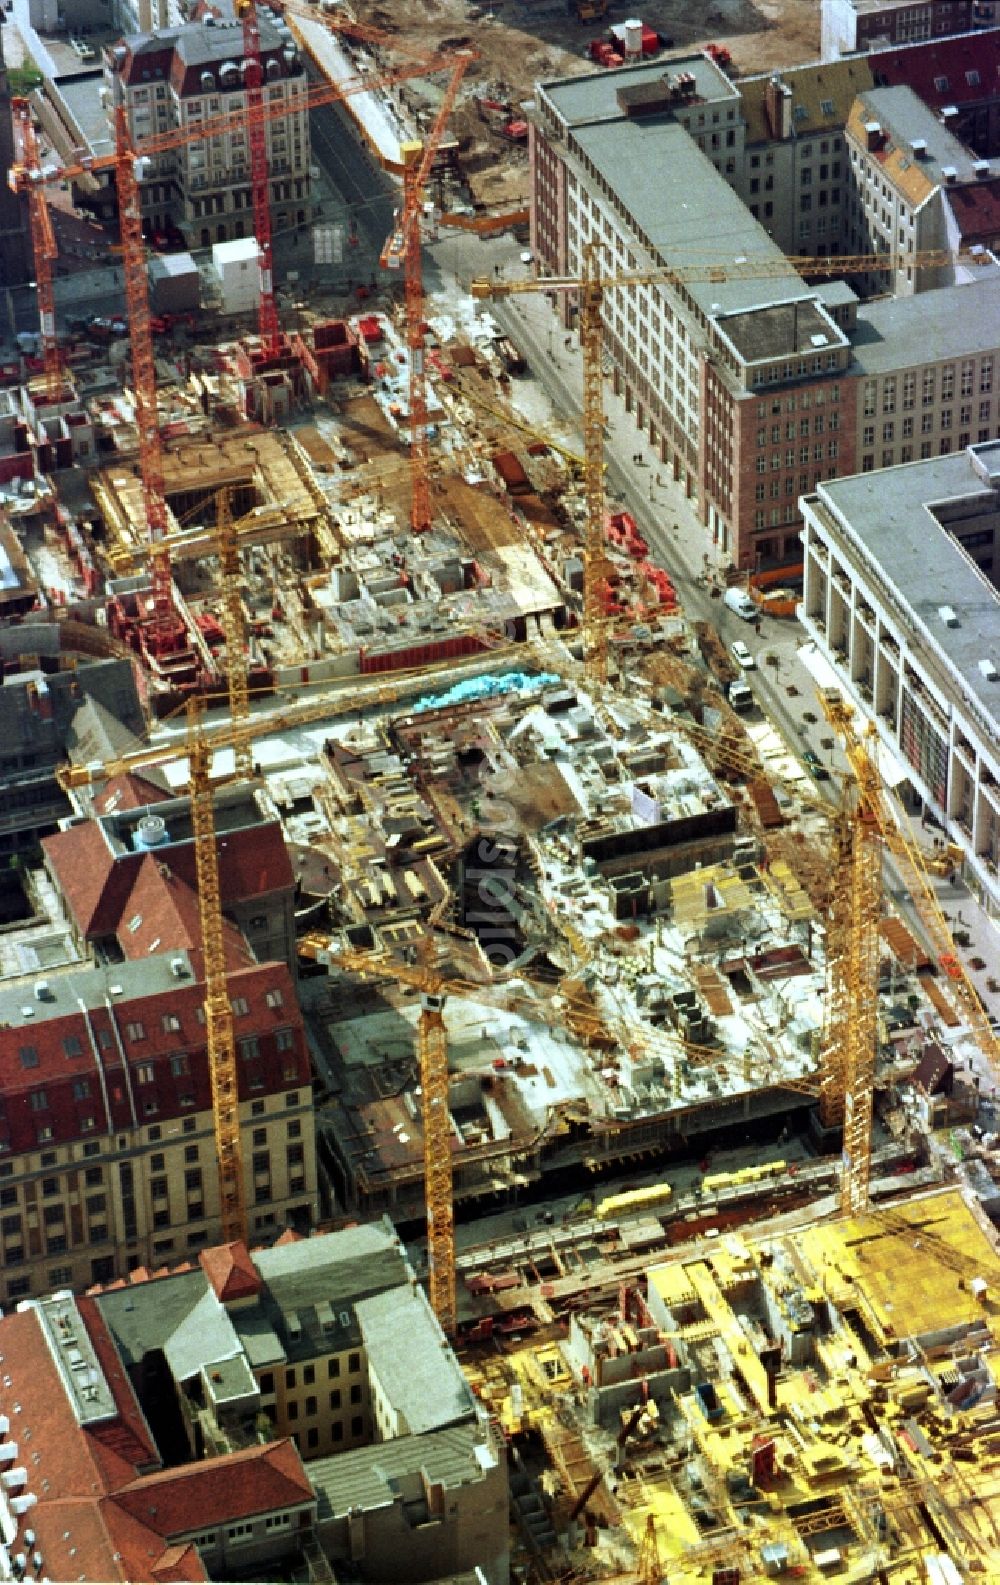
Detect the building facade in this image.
<box><xmin>107</xmin><ymin>16</ymin><xmax>311</xmax><ymax>246</ymax></box>
<box><xmin>0</xmin><ymin>951</ymin><xmax>317</xmax><ymax>1302</ymax></box>
<box><xmin>799</xmin><ymin>440</ymin><xmax>1000</xmax><ymax>913</ymax></box>
<box><xmin>821</xmin><ymin>0</ymin><xmax>977</xmax><ymax>60</ymax></box>
<box><xmin>529</xmin><ymin>52</ymin><xmax>1000</xmax><ymax>569</ymax></box>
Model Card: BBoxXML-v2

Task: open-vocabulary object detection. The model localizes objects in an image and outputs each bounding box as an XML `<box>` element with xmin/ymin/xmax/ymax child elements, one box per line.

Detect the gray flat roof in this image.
<box><xmin>311</xmin><ymin>1423</ymin><xmax>499</xmax><ymax>1521</ymax></box>
<box><xmin>569</xmin><ymin>117</ymin><xmax>804</xmax><ymax>317</ymax></box>
<box><xmin>718</xmin><ymin>298</ymin><xmax>847</xmax><ymax>364</ymax></box>
<box><xmin>0</xmin><ymin>950</ymin><xmax>196</xmax><ymax>1025</ymax></box>
<box><xmin>54</xmin><ymin>72</ymin><xmax>114</xmax><ymax>158</ymax></box>
<box><xmin>357</xmin><ymin>1286</ymin><xmax>474</xmax><ymax>1437</ymax></box>
<box><xmin>817</xmin><ymin>443</ymin><xmax>1000</xmax><ymax>727</ymax></box>
<box><xmin>540</xmin><ymin>55</ymin><xmax>736</xmax><ymax>127</ymax></box>
<box><xmin>859</xmin><ymin>85</ymin><xmax>991</xmax><ymax>184</ymax></box>
<box><xmin>851</xmin><ymin>277</ymin><xmax>1000</xmax><ymax>372</ymax></box>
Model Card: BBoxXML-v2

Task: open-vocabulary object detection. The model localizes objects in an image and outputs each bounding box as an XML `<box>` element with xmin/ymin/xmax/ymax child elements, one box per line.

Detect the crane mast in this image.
<box><xmin>237</xmin><ymin>0</ymin><xmax>282</xmax><ymax>356</ymax></box>
<box><xmin>114</xmin><ymin>103</ymin><xmax>176</xmax><ymax>641</ymax></box>
<box><xmin>9</xmin><ymin>98</ymin><xmax>63</xmax><ymax>404</ymax></box>
<box><xmin>187</xmin><ymin>701</ymin><xmax>246</xmax><ymax>1246</ymax></box>
<box><xmin>380</xmin><ymin>52</ymin><xmax>474</xmax><ymax>536</ymax></box>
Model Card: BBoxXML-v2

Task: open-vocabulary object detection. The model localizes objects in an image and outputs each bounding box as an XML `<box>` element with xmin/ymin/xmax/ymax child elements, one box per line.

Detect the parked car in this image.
<box><xmin>802</xmin><ymin>749</ymin><xmax>830</xmax><ymax>781</ymax></box>
<box><xmin>731</xmin><ymin>639</ymin><xmax>755</xmax><ymax>670</ymax></box>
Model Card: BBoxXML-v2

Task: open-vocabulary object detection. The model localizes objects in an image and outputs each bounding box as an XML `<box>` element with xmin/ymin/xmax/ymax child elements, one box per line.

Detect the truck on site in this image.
<box><xmin>724</xmin><ymin>585</ymin><xmax>758</xmax><ymax>620</ymax></box>
<box><xmin>728</xmin><ymin>678</ymin><xmax>754</xmax><ymax>713</ymax></box>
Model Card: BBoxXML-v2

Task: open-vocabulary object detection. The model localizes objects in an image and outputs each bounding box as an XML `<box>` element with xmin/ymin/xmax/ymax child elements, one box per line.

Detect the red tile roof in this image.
<box><xmin>44</xmin><ymin>816</ymin><xmax>293</xmax><ymax>945</ymax></box>
<box><xmin>118</xmin><ymin>853</ymin><xmax>253</xmax><ymax>974</ymax></box>
<box><xmin>43</xmin><ymin>819</ymin><xmax>139</xmax><ymax>937</ymax></box>
<box><xmin>94</xmin><ymin>772</ymin><xmax>173</xmax><ymax>816</ymax></box>
<box><xmin>871</xmin><ymin>30</ymin><xmax>1000</xmax><ymax>113</ymax></box>
<box><xmin>199</xmin><ymin>1240</ymin><xmax>263</xmax><ymax>1303</ymax></box>
<box><xmin>0</xmin><ymin>1302</ymin><xmax>313</xmax><ymax>1585</ymax></box>
<box><xmin>112</xmin><ymin>1439</ymin><xmax>313</xmax><ymax>1537</ymax></box>
<box><xmin>945</xmin><ymin>176</ymin><xmax>1000</xmax><ymax>243</ymax></box>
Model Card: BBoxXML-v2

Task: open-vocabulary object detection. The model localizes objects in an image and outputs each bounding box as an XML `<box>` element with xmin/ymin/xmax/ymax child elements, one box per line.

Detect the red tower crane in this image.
<box><xmin>236</xmin><ymin>0</ymin><xmax>281</xmax><ymax>357</ymax></box>
<box><xmin>114</xmin><ymin>102</ymin><xmax>178</xmax><ymax>646</ymax></box>
<box><xmin>9</xmin><ymin>98</ymin><xmax>64</xmax><ymax>405</ymax></box>
<box><xmin>18</xmin><ymin>31</ymin><xmax>466</xmax><ymax>660</ymax></box>
<box><xmin>380</xmin><ymin>51</ymin><xmax>476</xmax><ymax>537</ymax></box>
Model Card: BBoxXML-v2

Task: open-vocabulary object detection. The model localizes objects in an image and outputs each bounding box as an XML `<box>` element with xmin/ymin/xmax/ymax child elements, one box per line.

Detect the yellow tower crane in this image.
<box><xmin>472</xmin><ymin>244</ymin><xmax>987</xmax><ymax>691</ymax></box>
<box><xmin>55</xmin><ymin>666</ymin><xmax>521</xmax><ymax>1245</ymax></box>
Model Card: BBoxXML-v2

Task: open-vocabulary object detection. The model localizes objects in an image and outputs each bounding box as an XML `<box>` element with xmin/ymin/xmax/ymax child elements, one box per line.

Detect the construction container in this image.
<box><xmin>148</xmin><ymin>252</ymin><xmax>201</xmax><ymax>314</ymax></box>
<box><xmin>212</xmin><ymin>238</ymin><xmax>262</xmax><ymax>315</ymax></box>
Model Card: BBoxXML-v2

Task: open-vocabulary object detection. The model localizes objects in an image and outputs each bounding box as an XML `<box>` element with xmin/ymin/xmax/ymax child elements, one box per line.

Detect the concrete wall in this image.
<box><xmin>318</xmin><ymin>1451</ymin><xmax>510</xmax><ymax>1585</ymax></box>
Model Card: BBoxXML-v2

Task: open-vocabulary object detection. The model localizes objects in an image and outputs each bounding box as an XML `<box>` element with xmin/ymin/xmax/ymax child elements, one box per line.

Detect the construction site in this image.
<box><xmin>2</xmin><ymin>0</ymin><xmax>1000</xmax><ymax>1579</ymax></box>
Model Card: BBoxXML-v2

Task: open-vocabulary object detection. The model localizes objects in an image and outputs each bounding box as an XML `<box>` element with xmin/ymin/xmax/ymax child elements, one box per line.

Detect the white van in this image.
<box><xmin>724</xmin><ymin>586</ymin><xmax>757</xmax><ymax>621</ymax></box>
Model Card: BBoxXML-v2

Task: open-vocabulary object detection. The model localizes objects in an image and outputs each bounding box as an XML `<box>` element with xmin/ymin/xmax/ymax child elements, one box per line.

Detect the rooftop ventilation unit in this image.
<box><xmin>810</xmin><ymin>333</ymin><xmax>829</xmax><ymax>347</ymax></box>
<box><xmin>170</xmin><ymin>957</ymin><xmax>187</xmax><ymax>978</ymax></box>
<box><xmin>938</xmin><ymin>604</ymin><xmax>959</xmax><ymax>626</ymax></box>
<box><xmin>942</xmin><ymin>165</ymin><xmax>958</xmax><ymax>182</ymax></box>
<box><xmin>978</xmin><ymin>657</ymin><xmax>999</xmax><ymax>680</ymax></box>
<box><xmin>32</xmin><ymin>982</ymin><xmax>49</xmax><ymax>1002</ymax></box>
<box><xmin>911</xmin><ymin>138</ymin><xmax>928</xmax><ymax>158</ymax></box>
<box><xmin>941</xmin><ymin>104</ymin><xmax>958</xmax><ymax>119</ymax></box>
<box><xmin>975</xmin><ymin>160</ymin><xmax>991</xmax><ymax>178</ymax></box>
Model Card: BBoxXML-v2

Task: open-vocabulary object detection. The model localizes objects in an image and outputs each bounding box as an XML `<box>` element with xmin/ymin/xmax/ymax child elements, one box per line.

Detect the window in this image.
<box><xmin>231</xmin><ymin>997</ymin><xmax>250</xmax><ymax>1017</ymax></box>
<box><xmin>882</xmin><ymin>421</ymin><xmax>894</xmax><ymax>442</ymax></box>
<box><xmin>351</xmin><ymin>1416</ymin><xmax>363</xmax><ymax>1437</ymax></box>
<box><xmin>275</xmin><ymin>1028</ymin><xmax>295</xmax><ymax>1053</ymax></box>
<box><xmin>227</xmin><ymin>1524</ymin><xmax>253</xmax><ymax>1542</ymax></box>
<box><xmin>63</xmin><ymin>1034</ymin><xmax>83</xmax><ymax>1058</ymax></box>
<box><xmin>305</xmin><ymin>1395</ymin><xmax>318</xmax><ymax>1416</ymax></box>
<box><xmin>941</xmin><ymin>409</ymin><xmax>952</xmax><ymax>431</ymax></box>
<box><xmin>265</xmin><ymin>988</ymin><xmax>284</xmax><ymax>1009</ymax></box>
<box><xmin>265</xmin><ymin>1514</ymin><xmax>291</xmax><ymax>1531</ymax></box>
<box><xmin>239</xmin><ymin>1037</ymin><xmax>260</xmax><ymax>1062</ymax></box>
<box><xmin>136</xmin><ymin>1063</ymin><xmax>154</xmax><ymax>1086</ymax></box>
<box><xmin>151</xmin><ymin>1177</ymin><xmax>168</xmax><ymax>1199</ymax></box>
<box><xmin>41</xmin><ymin>1176</ymin><xmax>59</xmax><ymax>1197</ymax></box>
<box><xmin>902</xmin><ymin>416</ymin><xmax>913</xmax><ymax>438</ymax></box>
<box><xmin>170</xmin><ymin>1054</ymin><xmax>190</xmax><ymax>1077</ymax></box>
<box><xmin>348</xmin><ymin>1352</ymin><xmax>361</xmax><ymax>1373</ymax></box>
<box><xmin>85</xmin><ymin>1166</ymin><xmax>103</xmax><ymax>1186</ymax></box>
<box><xmin>332</xmin><ymin>1422</ymin><xmax>344</xmax><ymax>1443</ymax></box>
<box><xmin>287</xmin><ymin>1401</ymin><xmax>299</xmax><ymax>1421</ymax></box>
<box><xmin>151</xmin><ymin>1152</ymin><xmax>165</xmax><ymax>1171</ymax></box>
<box><xmin>981</xmin><ymin>358</ymin><xmax>994</xmax><ymax>394</ymax></box>
<box><xmin>185</xmin><ymin>1168</ymin><xmax>202</xmax><ymax>1191</ymax></box>
<box><xmin>882</xmin><ymin>377</ymin><xmax>896</xmax><ymax>414</ymax></box>
<box><xmin>0</xmin><ymin>1189</ymin><xmax>16</xmax><ymax>1208</ymax></box>
<box><xmin>19</xmin><ymin>1044</ymin><xmax>39</xmax><ymax>1069</ymax></box>
<box><xmin>350</xmin><ymin>1384</ymin><xmax>362</xmax><ymax>1405</ymax></box>
<box><xmin>86</xmin><ymin>1193</ymin><xmax>105</xmax><ymax>1215</ymax></box>
<box><xmin>30</xmin><ymin>1089</ymin><xmax>49</xmax><ymax>1112</ymax></box>
<box><xmin>162</xmin><ymin>1014</ymin><xmax>182</xmax><ymax>1034</ymax></box>
<box><xmin>126</xmin><ymin>1021</ymin><xmax>146</xmax><ymax>1042</ymax></box>
<box><xmin>328</xmin><ymin>1358</ymin><xmax>341</xmax><ymax>1379</ymax></box>
<box><xmin>862</xmin><ymin>425</ymin><xmax>874</xmax><ymax>447</ymax></box>
<box><xmin>2</xmin><ymin>1215</ymin><xmax>21</xmax><ymax>1236</ymax></box>
<box><xmin>287</xmin><ymin>1120</ymin><xmax>301</xmax><ymax>1139</ymax></box>
<box><xmin>330</xmin><ymin>1389</ymin><xmax>342</xmax><ymax>1409</ymax></box>
<box><xmin>285</xmin><ymin>1368</ymin><xmax>296</xmax><ymax>1389</ymax></box>
<box><xmin>72</xmin><ymin>1079</ymin><xmax>90</xmax><ymax>1100</ymax></box>
<box><xmin>941</xmin><ymin>366</ymin><xmax>954</xmax><ymax>400</ymax></box>
<box><xmin>285</xmin><ymin>1092</ymin><xmax>299</xmax><ymax>1108</ymax></box>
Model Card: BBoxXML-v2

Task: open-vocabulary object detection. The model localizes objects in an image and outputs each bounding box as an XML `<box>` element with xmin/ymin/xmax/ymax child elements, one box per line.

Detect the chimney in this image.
<box><xmin>765</xmin><ymin>73</ymin><xmax>793</xmax><ymax>140</ymax></box>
